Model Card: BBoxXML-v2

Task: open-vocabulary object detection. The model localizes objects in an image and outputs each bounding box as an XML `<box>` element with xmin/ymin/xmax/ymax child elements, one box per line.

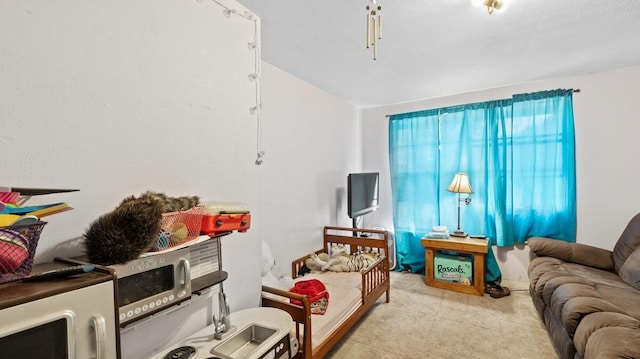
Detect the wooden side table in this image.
<box><xmin>420</xmin><ymin>236</ymin><xmax>489</xmax><ymax>296</ymax></box>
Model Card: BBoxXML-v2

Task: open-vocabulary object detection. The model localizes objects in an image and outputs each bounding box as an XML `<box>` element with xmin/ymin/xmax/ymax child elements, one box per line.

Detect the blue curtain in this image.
<box><xmin>389</xmin><ymin>89</ymin><xmax>576</xmax><ymax>277</ymax></box>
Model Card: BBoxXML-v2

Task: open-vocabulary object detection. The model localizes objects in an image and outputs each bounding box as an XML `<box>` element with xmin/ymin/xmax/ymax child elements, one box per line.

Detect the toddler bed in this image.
<box><xmin>261</xmin><ymin>226</ymin><xmax>390</xmax><ymax>359</ymax></box>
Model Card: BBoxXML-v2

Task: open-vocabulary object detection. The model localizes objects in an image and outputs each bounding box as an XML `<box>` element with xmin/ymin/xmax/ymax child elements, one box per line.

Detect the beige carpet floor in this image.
<box><xmin>325</xmin><ymin>271</ymin><xmax>558</xmax><ymax>358</ymax></box>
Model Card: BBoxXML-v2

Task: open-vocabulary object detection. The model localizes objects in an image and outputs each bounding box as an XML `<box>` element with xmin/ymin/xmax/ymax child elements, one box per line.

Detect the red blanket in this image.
<box><xmin>290</xmin><ymin>279</ymin><xmax>329</xmax><ymax>315</ymax></box>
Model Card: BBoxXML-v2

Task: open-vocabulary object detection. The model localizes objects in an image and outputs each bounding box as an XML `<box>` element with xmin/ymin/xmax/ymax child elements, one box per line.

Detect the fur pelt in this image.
<box><xmin>119</xmin><ymin>191</ymin><xmax>199</xmax><ymax>213</ymax></box>
<box><xmin>84</xmin><ymin>196</ymin><xmax>164</xmax><ymax>265</ymax></box>
<box><xmin>84</xmin><ymin>191</ymin><xmax>200</xmax><ymax>265</ymax></box>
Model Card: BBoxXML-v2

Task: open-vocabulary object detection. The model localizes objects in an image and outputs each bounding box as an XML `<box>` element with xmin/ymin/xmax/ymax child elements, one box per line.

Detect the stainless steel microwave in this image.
<box><xmin>109</xmin><ymin>247</ymin><xmax>191</xmax><ymax>326</ymax></box>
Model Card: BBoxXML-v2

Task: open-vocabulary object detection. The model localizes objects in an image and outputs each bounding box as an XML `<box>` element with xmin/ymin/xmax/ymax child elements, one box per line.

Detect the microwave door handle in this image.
<box><xmin>90</xmin><ymin>315</ymin><xmax>107</xmax><ymax>359</ymax></box>
<box><xmin>179</xmin><ymin>259</ymin><xmax>191</xmax><ymax>289</ymax></box>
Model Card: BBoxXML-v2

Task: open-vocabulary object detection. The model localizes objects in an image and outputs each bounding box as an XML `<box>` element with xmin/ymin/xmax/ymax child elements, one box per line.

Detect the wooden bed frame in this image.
<box><xmin>261</xmin><ymin>226</ymin><xmax>390</xmax><ymax>359</ymax></box>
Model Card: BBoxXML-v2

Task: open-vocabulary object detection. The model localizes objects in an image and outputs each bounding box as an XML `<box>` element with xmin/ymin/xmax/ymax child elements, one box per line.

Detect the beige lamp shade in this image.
<box><xmin>447</xmin><ymin>173</ymin><xmax>474</xmax><ymax>194</ymax></box>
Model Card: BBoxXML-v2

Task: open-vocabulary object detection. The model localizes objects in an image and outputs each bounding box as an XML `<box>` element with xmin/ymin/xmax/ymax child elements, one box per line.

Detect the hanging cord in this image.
<box><xmin>250</xmin><ymin>19</ymin><xmax>265</xmax><ymax>165</ymax></box>
<box><xmin>209</xmin><ymin>0</ymin><xmax>265</xmax><ymax>165</ymax></box>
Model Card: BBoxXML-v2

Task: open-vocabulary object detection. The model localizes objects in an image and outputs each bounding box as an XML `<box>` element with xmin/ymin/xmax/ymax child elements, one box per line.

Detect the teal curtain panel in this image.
<box><xmin>388</xmin><ymin>89</ymin><xmax>576</xmax><ymax>277</ymax></box>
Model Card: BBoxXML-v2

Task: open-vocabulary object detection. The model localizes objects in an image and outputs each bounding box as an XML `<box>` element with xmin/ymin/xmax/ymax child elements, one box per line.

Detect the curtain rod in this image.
<box><xmin>384</xmin><ymin>89</ymin><xmax>581</xmax><ymax>117</ymax></box>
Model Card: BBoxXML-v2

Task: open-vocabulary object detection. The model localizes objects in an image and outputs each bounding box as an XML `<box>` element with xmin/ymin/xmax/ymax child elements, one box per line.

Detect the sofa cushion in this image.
<box><xmin>530</xmin><ymin>258</ymin><xmax>631</xmax><ymax>298</ymax></box>
<box><xmin>573</xmin><ymin>312</ymin><xmax>640</xmax><ymax>357</ymax></box>
<box><xmin>559</xmin><ymin>296</ymin><xmax>627</xmax><ymax>335</ymax></box>
<box><xmin>584</xmin><ymin>326</ymin><xmax>640</xmax><ymax>359</ymax></box>
<box><xmin>618</xmin><ymin>246</ymin><xmax>640</xmax><ymax>290</ymax></box>
<box><xmin>528</xmin><ymin>237</ymin><xmax>614</xmax><ymax>270</ymax></box>
<box><xmin>613</xmin><ymin>212</ymin><xmax>640</xmax><ymax>272</ymax></box>
<box><xmin>530</xmin><ymin>258</ymin><xmax>640</xmax><ymax>334</ymax></box>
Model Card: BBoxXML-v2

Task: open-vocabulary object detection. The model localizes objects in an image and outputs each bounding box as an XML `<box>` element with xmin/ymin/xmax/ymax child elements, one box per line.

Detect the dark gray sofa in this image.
<box><xmin>528</xmin><ymin>213</ymin><xmax>640</xmax><ymax>359</ymax></box>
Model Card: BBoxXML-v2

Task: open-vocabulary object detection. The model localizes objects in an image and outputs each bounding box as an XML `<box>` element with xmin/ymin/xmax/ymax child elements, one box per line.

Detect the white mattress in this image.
<box><xmin>264</xmin><ymin>271</ymin><xmax>363</xmax><ymax>350</ymax></box>
<box><xmin>292</xmin><ymin>271</ymin><xmax>362</xmax><ymax>348</ymax></box>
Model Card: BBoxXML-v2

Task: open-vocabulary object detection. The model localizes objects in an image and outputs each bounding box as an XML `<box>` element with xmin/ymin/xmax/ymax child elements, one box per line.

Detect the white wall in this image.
<box><xmin>1</xmin><ymin>0</ymin><xmax>258</xmax><ymax>267</ymax></box>
<box><xmin>1</xmin><ymin>1</ymin><xmax>359</xmax><ymax>358</ymax></box>
<box><xmin>256</xmin><ymin>63</ymin><xmax>360</xmax><ymax>277</ymax></box>
<box><xmin>362</xmin><ymin>65</ymin><xmax>640</xmax><ymax>282</ymax></box>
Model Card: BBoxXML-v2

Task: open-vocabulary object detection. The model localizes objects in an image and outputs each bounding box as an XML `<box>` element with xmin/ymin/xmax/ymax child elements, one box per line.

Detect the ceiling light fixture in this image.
<box><xmin>365</xmin><ymin>0</ymin><xmax>382</xmax><ymax>60</ymax></box>
<box><xmin>471</xmin><ymin>0</ymin><xmax>506</xmax><ymax>15</ymax></box>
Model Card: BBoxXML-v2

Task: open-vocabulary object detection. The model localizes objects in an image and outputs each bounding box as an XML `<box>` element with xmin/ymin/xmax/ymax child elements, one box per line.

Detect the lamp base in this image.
<box><xmin>450</xmin><ymin>230</ymin><xmax>467</xmax><ymax>238</ymax></box>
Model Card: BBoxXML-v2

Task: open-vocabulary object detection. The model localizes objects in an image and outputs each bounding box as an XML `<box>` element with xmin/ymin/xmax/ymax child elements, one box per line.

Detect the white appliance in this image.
<box><xmin>107</xmin><ymin>247</ymin><xmax>191</xmax><ymax>326</ymax></box>
<box><xmin>155</xmin><ymin>333</ymin><xmax>291</xmax><ymax>359</ymax></box>
<box><xmin>71</xmin><ymin>236</ymin><xmax>226</xmax><ymax>328</ymax></box>
<box><xmin>149</xmin><ymin>307</ymin><xmax>293</xmax><ymax>359</ymax></box>
<box><xmin>0</xmin><ymin>263</ymin><xmax>119</xmax><ymax>359</ymax></box>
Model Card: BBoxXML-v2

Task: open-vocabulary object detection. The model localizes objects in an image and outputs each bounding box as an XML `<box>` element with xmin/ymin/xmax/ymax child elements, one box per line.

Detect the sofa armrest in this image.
<box><xmin>528</xmin><ymin>237</ymin><xmax>615</xmax><ymax>271</ymax></box>
<box><xmin>573</xmin><ymin>312</ymin><xmax>640</xmax><ymax>358</ymax></box>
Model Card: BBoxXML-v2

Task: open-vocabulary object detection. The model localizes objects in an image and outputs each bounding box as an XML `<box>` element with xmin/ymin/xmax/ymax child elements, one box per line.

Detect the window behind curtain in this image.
<box><xmin>389</xmin><ymin>89</ymin><xmax>576</xmax><ymax>273</ymax></box>
<box><xmin>505</xmin><ymin>91</ymin><xmax>577</xmax><ymax>244</ymax></box>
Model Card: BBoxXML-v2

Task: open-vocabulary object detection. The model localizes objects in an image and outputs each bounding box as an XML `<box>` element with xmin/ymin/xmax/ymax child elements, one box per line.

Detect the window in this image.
<box><xmin>389</xmin><ymin>89</ymin><xmax>576</xmax><ymax>273</ymax></box>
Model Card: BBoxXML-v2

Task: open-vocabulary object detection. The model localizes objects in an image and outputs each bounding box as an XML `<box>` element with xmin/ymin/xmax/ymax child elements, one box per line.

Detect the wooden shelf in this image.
<box><xmin>0</xmin><ymin>261</ymin><xmax>116</xmax><ymax>310</ymax></box>
<box><xmin>192</xmin><ymin>270</ymin><xmax>228</xmax><ymax>293</ymax></box>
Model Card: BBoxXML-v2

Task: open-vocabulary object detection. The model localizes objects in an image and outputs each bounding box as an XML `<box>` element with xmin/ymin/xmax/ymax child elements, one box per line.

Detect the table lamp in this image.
<box><xmin>447</xmin><ymin>173</ymin><xmax>473</xmax><ymax>237</ymax></box>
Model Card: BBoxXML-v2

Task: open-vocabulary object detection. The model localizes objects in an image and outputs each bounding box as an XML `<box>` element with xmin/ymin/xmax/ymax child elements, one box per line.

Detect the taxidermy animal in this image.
<box><xmin>119</xmin><ymin>191</ymin><xmax>199</xmax><ymax>213</ymax></box>
<box><xmin>309</xmin><ymin>244</ymin><xmax>381</xmax><ymax>272</ymax></box>
<box><xmin>84</xmin><ymin>191</ymin><xmax>200</xmax><ymax>265</ymax></box>
<box><xmin>84</xmin><ymin>196</ymin><xmax>163</xmax><ymax>265</ymax></box>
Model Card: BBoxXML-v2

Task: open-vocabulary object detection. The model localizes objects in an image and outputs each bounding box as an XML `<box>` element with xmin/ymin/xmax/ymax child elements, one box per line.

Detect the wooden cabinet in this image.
<box><xmin>421</xmin><ymin>236</ymin><xmax>489</xmax><ymax>296</ymax></box>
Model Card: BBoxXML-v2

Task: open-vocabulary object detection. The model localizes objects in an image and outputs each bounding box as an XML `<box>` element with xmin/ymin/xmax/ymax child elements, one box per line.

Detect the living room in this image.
<box><xmin>2</xmin><ymin>0</ymin><xmax>639</xmax><ymax>358</ymax></box>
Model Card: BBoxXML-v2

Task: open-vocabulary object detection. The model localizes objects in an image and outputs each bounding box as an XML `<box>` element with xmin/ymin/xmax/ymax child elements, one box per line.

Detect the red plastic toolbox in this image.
<box><xmin>201</xmin><ymin>213</ymin><xmax>251</xmax><ymax>234</ymax></box>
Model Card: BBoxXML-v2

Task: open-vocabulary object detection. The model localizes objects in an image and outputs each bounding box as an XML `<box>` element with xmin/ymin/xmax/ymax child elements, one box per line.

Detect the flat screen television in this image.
<box><xmin>347</xmin><ymin>172</ymin><xmax>380</xmax><ymax>219</ymax></box>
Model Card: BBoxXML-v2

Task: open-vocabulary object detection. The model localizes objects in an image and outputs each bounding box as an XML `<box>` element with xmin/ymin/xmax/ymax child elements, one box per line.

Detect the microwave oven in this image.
<box><xmin>69</xmin><ymin>246</ymin><xmax>193</xmax><ymax>326</ymax></box>
<box><xmin>108</xmin><ymin>247</ymin><xmax>191</xmax><ymax>326</ymax></box>
<box><xmin>0</xmin><ymin>262</ymin><xmax>120</xmax><ymax>359</ymax></box>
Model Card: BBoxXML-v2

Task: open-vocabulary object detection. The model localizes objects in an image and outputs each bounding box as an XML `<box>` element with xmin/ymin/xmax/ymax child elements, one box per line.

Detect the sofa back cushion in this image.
<box><xmin>528</xmin><ymin>237</ymin><xmax>614</xmax><ymax>270</ymax></box>
<box><xmin>618</xmin><ymin>246</ymin><xmax>640</xmax><ymax>290</ymax></box>
<box><xmin>613</xmin><ymin>212</ymin><xmax>640</xmax><ymax>273</ymax></box>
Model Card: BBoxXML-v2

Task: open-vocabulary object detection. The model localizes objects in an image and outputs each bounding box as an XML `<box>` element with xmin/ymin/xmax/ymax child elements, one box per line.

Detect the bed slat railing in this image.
<box><xmin>323</xmin><ymin>226</ymin><xmax>389</xmax><ymax>255</ymax></box>
<box><xmin>263</xmin><ymin>226</ymin><xmax>391</xmax><ymax>359</ymax></box>
<box><xmin>362</xmin><ymin>256</ymin><xmax>390</xmax><ymax>305</ymax></box>
<box><xmin>261</xmin><ymin>285</ymin><xmax>312</xmax><ymax>359</ymax></box>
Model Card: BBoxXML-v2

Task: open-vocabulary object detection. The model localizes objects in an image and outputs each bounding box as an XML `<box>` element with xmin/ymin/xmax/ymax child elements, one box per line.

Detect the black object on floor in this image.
<box><xmin>484</xmin><ymin>281</ymin><xmax>511</xmax><ymax>298</ymax></box>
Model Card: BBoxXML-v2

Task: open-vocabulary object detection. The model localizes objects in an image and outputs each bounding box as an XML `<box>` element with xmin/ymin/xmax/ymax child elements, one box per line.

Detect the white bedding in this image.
<box><xmin>264</xmin><ymin>271</ymin><xmax>363</xmax><ymax>350</ymax></box>
<box><xmin>292</xmin><ymin>271</ymin><xmax>362</xmax><ymax>347</ymax></box>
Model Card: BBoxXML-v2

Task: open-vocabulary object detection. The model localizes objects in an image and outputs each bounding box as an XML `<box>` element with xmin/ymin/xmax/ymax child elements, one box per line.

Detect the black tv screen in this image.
<box><xmin>347</xmin><ymin>172</ymin><xmax>380</xmax><ymax>218</ymax></box>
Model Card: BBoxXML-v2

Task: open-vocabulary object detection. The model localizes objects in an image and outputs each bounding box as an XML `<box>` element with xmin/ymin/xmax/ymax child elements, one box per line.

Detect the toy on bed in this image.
<box><xmin>307</xmin><ymin>243</ymin><xmax>381</xmax><ymax>272</ymax></box>
<box><xmin>261</xmin><ymin>226</ymin><xmax>390</xmax><ymax>359</ymax></box>
<box><xmin>289</xmin><ymin>279</ymin><xmax>329</xmax><ymax>315</ymax></box>
<box><xmin>261</xmin><ymin>241</ymin><xmax>332</xmax><ymax>314</ymax></box>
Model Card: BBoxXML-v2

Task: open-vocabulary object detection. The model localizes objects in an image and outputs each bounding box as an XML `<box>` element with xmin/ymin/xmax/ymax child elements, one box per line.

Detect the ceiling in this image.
<box><xmin>235</xmin><ymin>0</ymin><xmax>640</xmax><ymax>108</ymax></box>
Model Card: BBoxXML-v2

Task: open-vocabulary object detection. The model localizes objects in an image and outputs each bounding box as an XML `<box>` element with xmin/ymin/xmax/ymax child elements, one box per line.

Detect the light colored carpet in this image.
<box><xmin>325</xmin><ymin>271</ymin><xmax>558</xmax><ymax>358</ymax></box>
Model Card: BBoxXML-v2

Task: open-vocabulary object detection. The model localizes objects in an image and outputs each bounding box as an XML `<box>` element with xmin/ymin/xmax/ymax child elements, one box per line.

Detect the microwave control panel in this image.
<box><xmin>113</xmin><ymin>247</ymin><xmax>191</xmax><ymax>326</ymax></box>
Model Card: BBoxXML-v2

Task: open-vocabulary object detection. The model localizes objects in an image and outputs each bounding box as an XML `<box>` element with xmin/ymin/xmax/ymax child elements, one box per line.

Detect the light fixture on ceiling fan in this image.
<box><xmin>472</xmin><ymin>0</ymin><xmax>506</xmax><ymax>15</ymax></box>
<box><xmin>365</xmin><ymin>0</ymin><xmax>382</xmax><ymax>60</ymax></box>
